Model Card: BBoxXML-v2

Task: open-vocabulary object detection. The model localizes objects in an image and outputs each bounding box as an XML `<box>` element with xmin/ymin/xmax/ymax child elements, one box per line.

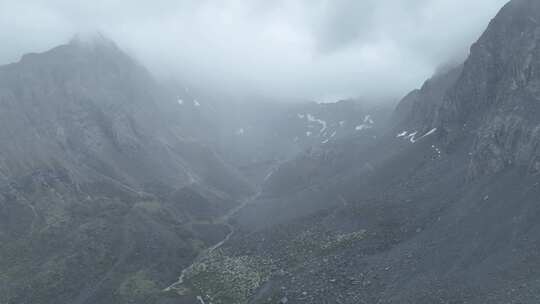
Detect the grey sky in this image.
<box><xmin>0</xmin><ymin>0</ymin><xmax>508</xmax><ymax>102</ymax></box>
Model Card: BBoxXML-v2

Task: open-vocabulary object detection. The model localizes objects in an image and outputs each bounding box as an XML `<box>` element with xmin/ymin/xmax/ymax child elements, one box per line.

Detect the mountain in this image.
<box><xmin>0</xmin><ymin>36</ymin><xmax>254</xmax><ymax>304</ymax></box>
<box><xmin>393</xmin><ymin>64</ymin><xmax>463</xmax><ymax>133</ymax></box>
<box><xmin>166</xmin><ymin>1</ymin><xmax>540</xmax><ymax>303</ymax></box>
<box><xmin>0</xmin><ymin>35</ymin><xmax>392</xmax><ymax>304</ymax></box>
<box><xmin>3</xmin><ymin>1</ymin><xmax>540</xmax><ymax>303</ymax></box>
<box><xmin>0</xmin><ymin>35</ymin><xmax>252</xmax><ymax>195</ymax></box>
<box><xmin>215</xmin><ymin>99</ymin><xmax>392</xmax><ymax>183</ymax></box>
<box><xmin>162</xmin><ymin>84</ymin><xmax>392</xmax><ymax>184</ymax></box>
<box><xmin>435</xmin><ymin>0</ymin><xmax>540</xmax><ymax>177</ymax></box>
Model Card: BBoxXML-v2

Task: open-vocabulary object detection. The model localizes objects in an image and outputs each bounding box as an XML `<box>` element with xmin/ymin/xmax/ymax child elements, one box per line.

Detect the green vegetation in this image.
<box><xmin>118</xmin><ymin>270</ymin><xmax>160</xmax><ymax>298</ymax></box>
<box><xmin>184</xmin><ymin>249</ymin><xmax>274</xmax><ymax>304</ymax></box>
<box><xmin>177</xmin><ymin>228</ymin><xmax>368</xmax><ymax>304</ymax></box>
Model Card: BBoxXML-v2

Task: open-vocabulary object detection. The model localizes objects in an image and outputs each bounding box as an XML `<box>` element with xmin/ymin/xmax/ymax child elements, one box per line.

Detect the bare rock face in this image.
<box><xmin>438</xmin><ymin>0</ymin><xmax>540</xmax><ymax>176</ymax></box>
<box><xmin>393</xmin><ymin>64</ymin><xmax>462</xmax><ymax>134</ymax></box>
<box><xmin>394</xmin><ymin>0</ymin><xmax>540</xmax><ymax>177</ymax></box>
<box><xmin>438</xmin><ymin>0</ymin><xmax>540</xmax><ymax>124</ymax></box>
<box><xmin>469</xmin><ymin>114</ymin><xmax>540</xmax><ymax>176</ymax></box>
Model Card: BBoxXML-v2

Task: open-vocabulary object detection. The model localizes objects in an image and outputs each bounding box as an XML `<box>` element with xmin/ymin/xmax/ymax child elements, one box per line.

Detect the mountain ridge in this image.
<box><xmin>167</xmin><ymin>1</ymin><xmax>540</xmax><ymax>302</ymax></box>
<box><xmin>3</xmin><ymin>0</ymin><xmax>540</xmax><ymax>303</ymax></box>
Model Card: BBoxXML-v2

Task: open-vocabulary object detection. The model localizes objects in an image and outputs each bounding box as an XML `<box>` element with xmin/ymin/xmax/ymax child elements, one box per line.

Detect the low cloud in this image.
<box><xmin>0</xmin><ymin>0</ymin><xmax>508</xmax><ymax>102</ymax></box>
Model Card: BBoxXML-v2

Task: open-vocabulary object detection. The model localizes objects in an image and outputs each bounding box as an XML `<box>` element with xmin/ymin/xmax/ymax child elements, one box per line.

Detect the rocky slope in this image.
<box><xmin>170</xmin><ymin>1</ymin><xmax>540</xmax><ymax>303</ymax></box>
<box><xmin>3</xmin><ymin>0</ymin><xmax>540</xmax><ymax>303</ymax></box>
<box><xmin>0</xmin><ymin>36</ymin><xmax>391</xmax><ymax>304</ymax></box>
<box><xmin>393</xmin><ymin>64</ymin><xmax>463</xmax><ymax>134</ymax></box>
<box><xmin>169</xmin><ymin>91</ymin><xmax>392</xmax><ymax>184</ymax></box>
<box><xmin>0</xmin><ymin>36</ymin><xmax>254</xmax><ymax>304</ymax></box>
<box><xmin>434</xmin><ymin>0</ymin><xmax>540</xmax><ymax>177</ymax></box>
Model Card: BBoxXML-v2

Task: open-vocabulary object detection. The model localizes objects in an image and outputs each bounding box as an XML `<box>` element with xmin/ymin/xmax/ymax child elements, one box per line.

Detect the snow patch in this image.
<box><xmin>236</xmin><ymin>128</ymin><xmax>245</xmax><ymax>135</ymax></box>
<box><xmin>177</xmin><ymin>99</ymin><xmax>184</xmax><ymax>105</ymax></box>
<box><xmin>193</xmin><ymin>100</ymin><xmax>201</xmax><ymax>107</ymax></box>
<box><xmin>398</xmin><ymin>128</ymin><xmax>436</xmax><ymax>143</ymax></box>
<box><xmin>355</xmin><ymin>115</ymin><xmax>375</xmax><ymax>132</ymax></box>
<box><xmin>306</xmin><ymin>114</ymin><xmax>327</xmax><ymax>133</ymax></box>
<box><xmin>406</xmin><ymin>132</ymin><xmax>418</xmax><ymax>143</ymax></box>
<box><xmin>339</xmin><ymin>121</ymin><xmax>346</xmax><ymax>126</ymax></box>
<box><xmin>423</xmin><ymin>128</ymin><xmax>437</xmax><ymax>137</ymax></box>
<box><xmin>330</xmin><ymin>131</ymin><xmax>337</xmax><ymax>138</ymax></box>
<box><xmin>415</xmin><ymin>128</ymin><xmax>438</xmax><ymax>142</ymax></box>
<box><xmin>355</xmin><ymin>124</ymin><xmax>373</xmax><ymax>131</ymax></box>
<box><xmin>298</xmin><ymin>113</ymin><xmax>328</xmax><ymax>134</ymax></box>
<box><xmin>264</xmin><ymin>168</ymin><xmax>276</xmax><ymax>181</ymax></box>
<box><xmin>306</xmin><ymin>131</ymin><xmax>312</xmax><ymax>137</ymax></box>
<box><xmin>364</xmin><ymin>115</ymin><xmax>374</xmax><ymax>124</ymax></box>
<box><xmin>321</xmin><ymin>139</ymin><xmax>329</xmax><ymax>144</ymax></box>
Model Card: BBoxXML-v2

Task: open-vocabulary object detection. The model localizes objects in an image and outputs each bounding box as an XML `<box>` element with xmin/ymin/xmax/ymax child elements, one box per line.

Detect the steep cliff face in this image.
<box><xmin>392</xmin><ymin>0</ymin><xmax>540</xmax><ymax>177</ymax></box>
<box><xmin>393</xmin><ymin>65</ymin><xmax>462</xmax><ymax>134</ymax></box>
<box><xmin>433</xmin><ymin>0</ymin><xmax>540</xmax><ymax>175</ymax></box>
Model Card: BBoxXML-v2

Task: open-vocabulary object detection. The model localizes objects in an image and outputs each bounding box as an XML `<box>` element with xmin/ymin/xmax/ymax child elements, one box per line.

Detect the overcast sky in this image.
<box><xmin>0</xmin><ymin>0</ymin><xmax>508</xmax><ymax>102</ymax></box>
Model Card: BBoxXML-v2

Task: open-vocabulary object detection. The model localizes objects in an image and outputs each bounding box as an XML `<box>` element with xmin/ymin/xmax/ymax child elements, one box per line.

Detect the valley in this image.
<box><xmin>2</xmin><ymin>0</ymin><xmax>540</xmax><ymax>303</ymax></box>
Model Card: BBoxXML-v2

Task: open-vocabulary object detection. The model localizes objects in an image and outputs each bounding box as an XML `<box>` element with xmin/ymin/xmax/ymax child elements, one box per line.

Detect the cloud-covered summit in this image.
<box><xmin>0</xmin><ymin>0</ymin><xmax>508</xmax><ymax>102</ymax></box>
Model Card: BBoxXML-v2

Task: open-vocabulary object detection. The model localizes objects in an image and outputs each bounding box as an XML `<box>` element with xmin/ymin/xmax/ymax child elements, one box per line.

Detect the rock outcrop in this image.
<box><xmin>434</xmin><ymin>0</ymin><xmax>540</xmax><ymax>175</ymax></box>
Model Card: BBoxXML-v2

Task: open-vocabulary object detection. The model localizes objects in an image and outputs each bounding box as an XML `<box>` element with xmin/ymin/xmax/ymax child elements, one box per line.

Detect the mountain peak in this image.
<box><xmin>437</xmin><ymin>0</ymin><xmax>540</xmax><ymax>125</ymax></box>
<box><xmin>13</xmin><ymin>33</ymin><xmax>126</xmax><ymax>69</ymax></box>
<box><xmin>392</xmin><ymin>0</ymin><xmax>540</xmax><ymax>177</ymax></box>
<box><xmin>429</xmin><ymin>0</ymin><xmax>540</xmax><ymax>176</ymax></box>
<box><xmin>69</xmin><ymin>32</ymin><xmax>119</xmax><ymax>50</ymax></box>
